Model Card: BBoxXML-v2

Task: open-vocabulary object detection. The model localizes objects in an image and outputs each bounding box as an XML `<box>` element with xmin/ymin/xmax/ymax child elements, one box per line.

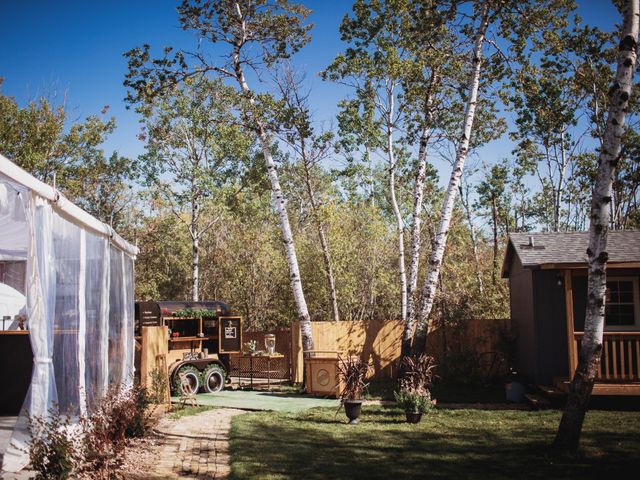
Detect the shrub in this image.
<box><xmin>148</xmin><ymin>367</ymin><xmax>169</xmax><ymax>404</ymax></box>
<box><xmin>28</xmin><ymin>384</ymin><xmax>156</xmax><ymax>480</ymax></box>
<box><xmin>394</xmin><ymin>389</ymin><xmax>437</xmax><ymax>413</ymax></box>
<box><xmin>28</xmin><ymin>407</ymin><xmax>83</xmax><ymax>480</ymax></box>
<box><xmin>81</xmin><ymin>383</ymin><xmax>155</xmax><ymax>478</ymax></box>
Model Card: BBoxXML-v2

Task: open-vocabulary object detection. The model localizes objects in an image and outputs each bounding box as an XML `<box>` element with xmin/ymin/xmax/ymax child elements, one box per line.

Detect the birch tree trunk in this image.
<box><xmin>459</xmin><ymin>182</ymin><xmax>484</xmax><ymax>295</ymax></box>
<box><xmin>403</xmin><ymin>72</ymin><xmax>439</xmax><ymax>356</ymax></box>
<box><xmin>231</xmin><ymin>4</ymin><xmax>314</xmax><ymax>353</ymax></box>
<box><xmin>553</xmin><ymin>0</ymin><xmax>639</xmax><ymax>454</ymax></box>
<box><xmin>491</xmin><ymin>195</ymin><xmax>498</xmax><ymax>286</ymax></box>
<box><xmin>386</xmin><ymin>92</ymin><xmax>408</xmax><ymax>322</ymax></box>
<box><xmin>302</xmin><ymin>155</ymin><xmax>340</xmax><ymax>322</ymax></box>
<box><xmin>192</xmin><ymin>231</ymin><xmax>200</xmax><ymax>301</ymax></box>
<box><xmin>414</xmin><ymin>4</ymin><xmax>490</xmax><ymax>337</ymax></box>
<box><xmin>191</xmin><ymin>171</ymin><xmax>200</xmax><ymax>302</ymax></box>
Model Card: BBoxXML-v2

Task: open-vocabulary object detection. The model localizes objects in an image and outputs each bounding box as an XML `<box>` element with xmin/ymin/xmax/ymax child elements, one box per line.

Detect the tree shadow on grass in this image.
<box><xmin>230</xmin><ymin>408</ymin><xmax>640</xmax><ymax>480</ymax></box>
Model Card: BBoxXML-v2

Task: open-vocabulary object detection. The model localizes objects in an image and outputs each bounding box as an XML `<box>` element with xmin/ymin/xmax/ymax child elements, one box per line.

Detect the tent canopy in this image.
<box><xmin>0</xmin><ymin>153</ymin><xmax>137</xmax><ymax>473</ymax></box>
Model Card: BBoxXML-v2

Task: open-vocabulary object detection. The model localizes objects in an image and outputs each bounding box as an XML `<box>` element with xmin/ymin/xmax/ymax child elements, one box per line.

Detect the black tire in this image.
<box><xmin>202</xmin><ymin>364</ymin><xmax>226</xmax><ymax>393</ymax></box>
<box><xmin>172</xmin><ymin>364</ymin><xmax>201</xmax><ymax>395</ymax></box>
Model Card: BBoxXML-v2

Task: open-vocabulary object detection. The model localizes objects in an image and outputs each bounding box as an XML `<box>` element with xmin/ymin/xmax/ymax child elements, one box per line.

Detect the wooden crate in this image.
<box><xmin>305</xmin><ymin>355</ymin><xmax>342</xmax><ymax>397</ymax></box>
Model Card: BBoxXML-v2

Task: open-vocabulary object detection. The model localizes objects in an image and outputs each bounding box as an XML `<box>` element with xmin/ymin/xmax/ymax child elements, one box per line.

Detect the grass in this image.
<box><xmin>229</xmin><ymin>406</ymin><xmax>640</xmax><ymax>480</ymax></box>
<box><xmin>167</xmin><ymin>404</ymin><xmax>217</xmax><ymax>419</ymax></box>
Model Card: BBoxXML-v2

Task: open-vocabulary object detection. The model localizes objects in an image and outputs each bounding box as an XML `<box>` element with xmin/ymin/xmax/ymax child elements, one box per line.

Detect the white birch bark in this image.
<box><xmin>459</xmin><ymin>182</ymin><xmax>484</xmax><ymax>295</ymax></box>
<box><xmin>386</xmin><ymin>91</ymin><xmax>408</xmax><ymax>322</ymax></box>
<box><xmin>232</xmin><ymin>2</ymin><xmax>314</xmax><ymax>353</ymax></box>
<box><xmin>415</xmin><ymin>4</ymin><xmax>490</xmax><ymax>335</ymax></box>
<box><xmin>301</xmin><ymin>153</ymin><xmax>340</xmax><ymax>322</ymax></box>
<box><xmin>554</xmin><ymin>0</ymin><xmax>639</xmax><ymax>453</ymax></box>
<box><xmin>191</xmin><ymin>218</ymin><xmax>199</xmax><ymax>301</ymax></box>
<box><xmin>404</xmin><ymin>72</ymin><xmax>439</xmax><ymax>355</ymax></box>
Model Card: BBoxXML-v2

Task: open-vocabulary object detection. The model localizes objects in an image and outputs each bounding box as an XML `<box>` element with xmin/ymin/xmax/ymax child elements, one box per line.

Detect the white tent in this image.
<box><xmin>0</xmin><ymin>153</ymin><xmax>138</xmax><ymax>472</ymax></box>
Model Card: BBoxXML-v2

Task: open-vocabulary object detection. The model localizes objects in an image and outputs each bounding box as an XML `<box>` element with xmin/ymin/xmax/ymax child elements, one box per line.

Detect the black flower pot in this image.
<box><xmin>405</xmin><ymin>411</ymin><xmax>423</xmax><ymax>424</ymax></box>
<box><xmin>343</xmin><ymin>400</ymin><xmax>363</xmax><ymax>424</ymax></box>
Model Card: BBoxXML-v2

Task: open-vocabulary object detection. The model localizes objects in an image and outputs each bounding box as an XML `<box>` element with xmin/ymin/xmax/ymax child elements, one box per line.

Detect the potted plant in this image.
<box><xmin>395</xmin><ymin>354</ymin><xmax>437</xmax><ymax>424</ymax></box>
<box><xmin>394</xmin><ymin>387</ymin><xmax>436</xmax><ymax>423</ymax></box>
<box><xmin>337</xmin><ymin>355</ymin><xmax>370</xmax><ymax>424</ymax></box>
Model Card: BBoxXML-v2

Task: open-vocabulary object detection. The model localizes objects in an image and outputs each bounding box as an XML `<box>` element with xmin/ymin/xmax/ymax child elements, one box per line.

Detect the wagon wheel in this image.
<box><xmin>202</xmin><ymin>364</ymin><xmax>226</xmax><ymax>393</ymax></box>
<box><xmin>172</xmin><ymin>364</ymin><xmax>201</xmax><ymax>395</ymax></box>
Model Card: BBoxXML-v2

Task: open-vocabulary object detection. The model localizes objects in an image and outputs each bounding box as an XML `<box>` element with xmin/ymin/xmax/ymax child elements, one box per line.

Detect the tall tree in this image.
<box><xmin>413</xmin><ymin>0</ymin><xmax>574</xmax><ymax>346</ymax></box>
<box><xmin>323</xmin><ymin>0</ymin><xmax>412</xmax><ymax>322</ymax></box>
<box><xmin>553</xmin><ymin>0</ymin><xmax>639</xmax><ymax>454</ymax></box>
<box><xmin>413</xmin><ymin>0</ymin><xmax>492</xmax><ymax>343</ymax></box>
<box><xmin>0</xmin><ymin>80</ymin><xmax>116</xmax><ymax>190</ymax></box>
<box><xmin>507</xmin><ymin>53</ymin><xmax>581</xmax><ymax>232</ymax></box>
<box><xmin>475</xmin><ymin>161</ymin><xmax>511</xmax><ymax>285</ymax></box>
<box><xmin>137</xmin><ymin>77</ymin><xmax>252</xmax><ymax>301</ymax></box>
<box><xmin>0</xmin><ymin>81</ymin><xmax>136</xmax><ymax>228</ymax></box>
<box><xmin>276</xmin><ymin>68</ymin><xmax>341</xmax><ymax>322</ymax></box>
<box><xmin>125</xmin><ymin>0</ymin><xmax>316</xmax><ymax>352</ymax></box>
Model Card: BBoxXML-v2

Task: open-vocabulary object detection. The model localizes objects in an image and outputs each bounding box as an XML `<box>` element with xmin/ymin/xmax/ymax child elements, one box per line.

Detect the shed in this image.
<box><xmin>0</xmin><ymin>153</ymin><xmax>138</xmax><ymax>472</ymax></box>
<box><xmin>502</xmin><ymin>231</ymin><xmax>640</xmax><ymax>395</ymax></box>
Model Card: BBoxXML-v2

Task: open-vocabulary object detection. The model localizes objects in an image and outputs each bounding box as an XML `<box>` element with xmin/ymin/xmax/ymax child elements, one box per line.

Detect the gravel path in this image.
<box><xmin>127</xmin><ymin>408</ymin><xmax>244</xmax><ymax>480</ymax></box>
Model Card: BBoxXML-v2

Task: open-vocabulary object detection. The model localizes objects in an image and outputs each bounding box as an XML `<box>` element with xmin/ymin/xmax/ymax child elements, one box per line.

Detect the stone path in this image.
<box><xmin>138</xmin><ymin>408</ymin><xmax>244</xmax><ymax>480</ymax></box>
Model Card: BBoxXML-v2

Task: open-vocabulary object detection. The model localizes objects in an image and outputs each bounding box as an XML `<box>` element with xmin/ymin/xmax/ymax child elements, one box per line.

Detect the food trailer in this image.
<box><xmin>135</xmin><ymin>300</ymin><xmax>242</xmax><ymax>394</ymax></box>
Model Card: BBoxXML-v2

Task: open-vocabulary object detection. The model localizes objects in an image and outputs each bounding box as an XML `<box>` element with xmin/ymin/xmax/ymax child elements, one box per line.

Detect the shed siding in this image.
<box><xmin>508</xmin><ymin>255</ymin><xmax>536</xmax><ymax>380</ymax></box>
<box><xmin>532</xmin><ymin>270</ymin><xmax>568</xmax><ymax>385</ymax></box>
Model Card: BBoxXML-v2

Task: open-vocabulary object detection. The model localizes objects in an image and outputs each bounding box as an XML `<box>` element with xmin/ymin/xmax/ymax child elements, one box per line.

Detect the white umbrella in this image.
<box><xmin>0</xmin><ymin>282</ymin><xmax>26</xmax><ymax>330</ymax></box>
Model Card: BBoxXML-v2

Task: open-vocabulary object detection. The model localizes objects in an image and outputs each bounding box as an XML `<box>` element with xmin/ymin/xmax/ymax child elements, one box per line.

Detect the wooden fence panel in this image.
<box><xmin>291</xmin><ymin>320</ymin><xmax>404</xmax><ymax>382</ymax></box>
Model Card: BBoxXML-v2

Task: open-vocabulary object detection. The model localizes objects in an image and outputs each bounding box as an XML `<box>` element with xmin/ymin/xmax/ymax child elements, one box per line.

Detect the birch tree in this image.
<box><xmin>125</xmin><ymin>0</ymin><xmax>317</xmax><ymax>352</ymax></box>
<box><xmin>554</xmin><ymin>0</ymin><xmax>639</xmax><ymax>454</ymax></box>
<box><xmin>323</xmin><ymin>0</ymin><xmax>412</xmax><ymax>322</ymax></box>
<box><xmin>276</xmin><ymin>68</ymin><xmax>341</xmax><ymax>322</ymax></box>
<box><xmin>137</xmin><ymin>77</ymin><xmax>252</xmax><ymax>301</ymax></box>
<box><xmin>409</xmin><ymin>0</ymin><xmax>492</xmax><ymax>348</ymax></box>
<box><xmin>410</xmin><ymin>0</ymin><xmax>574</xmax><ymax>347</ymax></box>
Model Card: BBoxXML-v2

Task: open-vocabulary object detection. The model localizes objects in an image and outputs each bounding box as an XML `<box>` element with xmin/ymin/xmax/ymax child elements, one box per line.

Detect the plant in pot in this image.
<box><xmin>395</xmin><ymin>354</ymin><xmax>437</xmax><ymax>424</ymax></box>
<box><xmin>337</xmin><ymin>355</ymin><xmax>370</xmax><ymax>425</ymax></box>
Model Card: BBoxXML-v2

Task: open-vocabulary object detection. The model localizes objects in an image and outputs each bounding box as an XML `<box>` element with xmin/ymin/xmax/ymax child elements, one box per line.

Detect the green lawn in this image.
<box><xmin>229</xmin><ymin>406</ymin><xmax>640</xmax><ymax>480</ymax></box>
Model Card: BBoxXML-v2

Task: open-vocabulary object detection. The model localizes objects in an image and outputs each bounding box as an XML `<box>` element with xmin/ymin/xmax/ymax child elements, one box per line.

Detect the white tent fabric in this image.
<box><xmin>0</xmin><ymin>154</ymin><xmax>137</xmax><ymax>472</ymax></box>
<box><xmin>0</xmin><ymin>283</ymin><xmax>26</xmax><ymax>328</ymax></box>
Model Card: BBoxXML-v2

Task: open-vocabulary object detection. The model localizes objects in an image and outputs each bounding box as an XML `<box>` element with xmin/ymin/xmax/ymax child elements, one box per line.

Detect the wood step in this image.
<box><xmin>524</xmin><ymin>393</ymin><xmax>552</xmax><ymax>410</ymax></box>
<box><xmin>537</xmin><ymin>385</ymin><xmax>565</xmax><ymax>397</ymax></box>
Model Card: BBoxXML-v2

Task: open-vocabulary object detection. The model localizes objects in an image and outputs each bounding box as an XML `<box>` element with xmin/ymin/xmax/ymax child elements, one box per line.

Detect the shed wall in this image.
<box><xmin>508</xmin><ymin>255</ymin><xmax>536</xmax><ymax>380</ymax></box>
<box><xmin>532</xmin><ymin>270</ymin><xmax>568</xmax><ymax>385</ymax></box>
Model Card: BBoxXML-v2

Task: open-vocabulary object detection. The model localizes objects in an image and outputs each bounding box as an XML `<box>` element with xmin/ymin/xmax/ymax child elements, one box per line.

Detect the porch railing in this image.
<box><xmin>572</xmin><ymin>332</ymin><xmax>640</xmax><ymax>381</ymax></box>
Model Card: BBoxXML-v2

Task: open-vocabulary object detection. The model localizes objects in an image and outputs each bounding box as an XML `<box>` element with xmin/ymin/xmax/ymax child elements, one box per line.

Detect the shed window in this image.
<box><xmin>605</xmin><ymin>278</ymin><xmax>639</xmax><ymax>327</ymax></box>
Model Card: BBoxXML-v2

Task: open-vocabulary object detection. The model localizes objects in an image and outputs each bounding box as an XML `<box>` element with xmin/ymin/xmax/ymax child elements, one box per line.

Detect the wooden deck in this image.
<box><xmin>562</xmin><ymin>331</ymin><xmax>640</xmax><ymax>395</ymax></box>
<box><xmin>554</xmin><ymin>377</ymin><xmax>640</xmax><ymax>396</ymax></box>
<box><xmin>563</xmin><ymin>270</ymin><xmax>640</xmax><ymax>396</ymax></box>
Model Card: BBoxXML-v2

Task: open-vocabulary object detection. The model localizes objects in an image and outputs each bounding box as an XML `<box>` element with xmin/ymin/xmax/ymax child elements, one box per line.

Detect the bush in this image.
<box><xmin>28</xmin><ymin>408</ymin><xmax>83</xmax><ymax>480</ymax></box>
<box><xmin>394</xmin><ymin>389</ymin><xmax>436</xmax><ymax>414</ymax></box>
<box><xmin>148</xmin><ymin>367</ymin><xmax>169</xmax><ymax>404</ymax></box>
<box><xmin>29</xmin><ymin>383</ymin><xmax>157</xmax><ymax>479</ymax></box>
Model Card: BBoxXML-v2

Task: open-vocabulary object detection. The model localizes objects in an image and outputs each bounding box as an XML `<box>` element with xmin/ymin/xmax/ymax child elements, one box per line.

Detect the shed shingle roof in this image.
<box><xmin>502</xmin><ymin>231</ymin><xmax>640</xmax><ymax>277</ymax></box>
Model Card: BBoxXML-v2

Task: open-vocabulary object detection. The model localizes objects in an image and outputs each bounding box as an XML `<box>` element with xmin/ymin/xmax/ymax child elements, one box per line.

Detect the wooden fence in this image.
<box><xmin>291</xmin><ymin>320</ymin><xmax>405</xmax><ymax>383</ymax></box>
<box><xmin>246</xmin><ymin>318</ymin><xmax>511</xmax><ymax>384</ymax></box>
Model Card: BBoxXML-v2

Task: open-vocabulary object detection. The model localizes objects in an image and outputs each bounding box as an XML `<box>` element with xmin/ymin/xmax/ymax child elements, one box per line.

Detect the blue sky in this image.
<box><xmin>0</xmin><ymin>1</ymin><xmax>623</xmax><ymax>177</ymax></box>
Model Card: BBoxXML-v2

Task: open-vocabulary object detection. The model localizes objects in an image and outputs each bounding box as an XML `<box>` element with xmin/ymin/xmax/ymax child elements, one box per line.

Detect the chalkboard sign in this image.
<box><xmin>218</xmin><ymin>316</ymin><xmax>242</xmax><ymax>353</ymax></box>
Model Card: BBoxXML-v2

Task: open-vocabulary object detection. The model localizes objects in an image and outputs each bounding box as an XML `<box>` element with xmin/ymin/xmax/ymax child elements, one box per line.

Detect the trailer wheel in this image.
<box><xmin>173</xmin><ymin>364</ymin><xmax>201</xmax><ymax>395</ymax></box>
<box><xmin>202</xmin><ymin>364</ymin><xmax>226</xmax><ymax>393</ymax></box>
